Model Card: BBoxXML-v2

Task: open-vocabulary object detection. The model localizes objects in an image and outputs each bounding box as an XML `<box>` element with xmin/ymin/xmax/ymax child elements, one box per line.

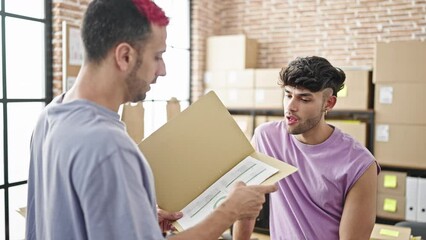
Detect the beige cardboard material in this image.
<box><xmin>334</xmin><ymin>70</ymin><xmax>372</xmax><ymax>110</ymax></box>
<box><xmin>376</xmin><ymin>193</ymin><xmax>406</xmax><ymax>220</ymax></box>
<box><xmin>213</xmin><ymin>88</ymin><xmax>254</xmax><ymax>109</ymax></box>
<box><xmin>375</xmin><ymin>83</ymin><xmax>426</xmax><ymax>125</ymax></box>
<box><xmin>139</xmin><ymin>91</ymin><xmax>297</xmax><ymax>214</ymax></box>
<box><xmin>121</xmin><ymin>102</ymin><xmax>144</xmax><ymax>144</ymax></box>
<box><xmin>327</xmin><ymin>120</ymin><xmax>367</xmax><ymax>147</ymax></box>
<box><xmin>374</xmin><ymin>123</ymin><xmax>426</xmax><ymax>169</ymax></box>
<box><xmin>254</xmin><ymin>88</ymin><xmax>283</xmax><ymax>109</ymax></box>
<box><xmin>374</xmin><ymin>41</ymin><xmax>426</xmax><ymax>84</ymax></box>
<box><xmin>377</xmin><ymin>170</ymin><xmax>407</xmax><ymax>196</ymax></box>
<box><xmin>207</xmin><ymin>35</ymin><xmax>258</xmax><ymax>71</ymax></box>
<box><xmin>166</xmin><ymin>97</ymin><xmax>181</xmax><ymax>121</ymax></box>
<box><xmin>370</xmin><ymin>224</ymin><xmax>411</xmax><ymax>240</ymax></box>
<box><xmin>254</xmin><ymin>68</ymin><xmax>282</xmax><ymax>88</ymax></box>
<box><xmin>204</xmin><ymin>69</ymin><xmax>255</xmax><ymax>89</ymax></box>
<box><xmin>232</xmin><ymin>115</ymin><xmax>254</xmax><ymax>140</ymax></box>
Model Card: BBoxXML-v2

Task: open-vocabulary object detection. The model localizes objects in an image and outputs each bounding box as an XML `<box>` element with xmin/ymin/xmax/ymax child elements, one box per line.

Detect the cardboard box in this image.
<box><xmin>375</xmin><ymin>123</ymin><xmax>426</xmax><ymax>169</ymax></box>
<box><xmin>374</xmin><ymin>40</ymin><xmax>426</xmax><ymax>84</ymax></box>
<box><xmin>206</xmin><ymin>34</ymin><xmax>258</xmax><ymax>71</ymax></box>
<box><xmin>204</xmin><ymin>69</ymin><xmax>255</xmax><ymax>89</ymax></box>
<box><xmin>255</xmin><ymin>115</ymin><xmax>269</xmax><ymax>127</ymax></box>
<box><xmin>333</xmin><ymin>69</ymin><xmax>372</xmax><ymax>110</ymax></box>
<box><xmin>327</xmin><ymin>120</ymin><xmax>367</xmax><ymax>146</ymax></box>
<box><xmin>254</xmin><ymin>89</ymin><xmax>283</xmax><ymax>109</ymax></box>
<box><xmin>204</xmin><ymin>71</ymin><xmax>227</xmax><ymax>88</ymax></box>
<box><xmin>255</xmin><ymin>116</ymin><xmax>283</xmax><ymax>127</ymax></box>
<box><xmin>120</xmin><ymin>102</ymin><xmax>144</xmax><ymax>144</ymax></box>
<box><xmin>254</xmin><ymin>68</ymin><xmax>282</xmax><ymax>88</ymax></box>
<box><xmin>375</xmin><ymin>83</ymin><xmax>426</xmax><ymax>125</ymax></box>
<box><xmin>370</xmin><ymin>223</ymin><xmax>411</xmax><ymax>240</ymax></box>
<box><xmin>376</xmin><ymin>193</ymin><xmax>406</xmax><ymax>220</ymax></box>
<box><xmin>213</xmin><ymin>88</ymin><xmax>254</xmax><ymax>109</ymax></box>
<box><xmin>377</xmin><ymin>170</ymin><xmax>407</xmax><ymax>196</ymax></box>
<box><xmin>232</xmin><ymin>115</ymin><xmax>254</xmax><ymax>140</ymax></box>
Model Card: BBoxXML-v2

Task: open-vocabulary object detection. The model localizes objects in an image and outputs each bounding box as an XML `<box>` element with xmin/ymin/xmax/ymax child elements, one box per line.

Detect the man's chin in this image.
<box><xmin>287</xmin><ymin>127</ymin><xmax>301</xmax><ymax>135</ymax></box>
<box><xmin>129</xmin><ymin>94</ymin><xmax>146</xmax><ymax>103</ymax></box>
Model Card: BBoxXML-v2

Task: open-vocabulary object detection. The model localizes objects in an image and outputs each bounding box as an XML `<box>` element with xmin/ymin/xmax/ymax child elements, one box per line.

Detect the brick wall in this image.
<box><xmin>51</xmin><ymin>0</ymin><xmax>89</xmax><ymax>97</ymax></box>
<box><xmin>190</xmin><ymin>1</ymin><xmax>221</xmax><ymax>101</ymax></box>
<box><xmin>190</xmin><ymin>0</ymin><xmax>426</xmax><ymax>99</ymax></box>
<box><xmin>51</xmin><ymin>1</ymin><xmax>426</xmax><ymax>100</ymax></box>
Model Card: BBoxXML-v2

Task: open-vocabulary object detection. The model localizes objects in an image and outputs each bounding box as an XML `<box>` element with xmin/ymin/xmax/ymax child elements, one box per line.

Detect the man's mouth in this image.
<box><xmin>286</xmin><ymin>115</ymin><xmax>298</xmax><ymax>125</ymax></box>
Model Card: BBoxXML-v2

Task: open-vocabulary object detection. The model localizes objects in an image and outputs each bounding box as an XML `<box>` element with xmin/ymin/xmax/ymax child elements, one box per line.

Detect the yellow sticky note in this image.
<box><xmin>380</xmin><ymin>228</ymin><xmax>399</xmax><ymax>237</ymax></box>
<box><xmin>384</xmin><ymin>175</ymin><xmax>397</xmax><ymax>188</ymax></box>
<box><xmin>383</xmin><ymin>198</ymin><xmax>397</xmax><ymax>212</ymax></box>
<box><xmin>337</xmin><ymin>85</ymin><xmax>348</xmax><ymax>97</ymax></box>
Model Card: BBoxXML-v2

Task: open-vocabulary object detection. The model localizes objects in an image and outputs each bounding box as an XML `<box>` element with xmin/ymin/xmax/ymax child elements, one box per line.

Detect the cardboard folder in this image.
<box><xmin>139</xmin><ymin>91</ymin><xmax>297</xmax><ymax>212</ymax></box>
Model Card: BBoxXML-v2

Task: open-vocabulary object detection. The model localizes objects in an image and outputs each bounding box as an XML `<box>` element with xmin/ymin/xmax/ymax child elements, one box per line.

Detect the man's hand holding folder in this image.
<box><xmin>223</xmin><ymin>181</ymin><xmax>277</xmax><ymax>220</ymax></box>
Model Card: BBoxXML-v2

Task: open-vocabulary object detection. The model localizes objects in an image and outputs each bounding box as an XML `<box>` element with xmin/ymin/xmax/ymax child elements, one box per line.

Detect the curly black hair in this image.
<box><xmin>279</xmin><ymin>56</ymin><xmax>345</xmax><ymax>96</ymax></box>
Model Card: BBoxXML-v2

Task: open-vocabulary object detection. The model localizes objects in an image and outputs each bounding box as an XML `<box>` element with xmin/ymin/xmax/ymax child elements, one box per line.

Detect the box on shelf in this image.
<box><xmin>254</xmin><ymin>89</ymin><xmax>283</xmax><ymax>109</ymax></box>
<box><xmin>204</xmin><ymin>69</ymin><xmax>255</xmax><ymax>89</ymax></box>
<box><xmin>232</xmin><ymin>115</ymin><xmax>254</xmax><ymax>140</ymax></box>
<box><xmin>327</xmin><ymin>120</ymin><xmax>367</xmax><ymax>147</ymax></box>
<box><xmin>377</xmin><ymin>170</ymin><xmax>407</xmax><ymax>196</ymax></box>
<box><xmin>206</xmin><ymin>34</ymin><xmax>258</xmax><ymax>71</ymax></box>
<box><xmin>254</xmin><ymin>68</ymin><xmax>282</xmax><ymax>88</ymax></box>
<box><xmin>334</xmin><ymin>69</ymin><xmax>372</xmax><ymax>110</ymax></box>
<box><xmin>370</xmin><ymin>223</ymin><xmax>411</xmax><ymax>240</ymax></box>
<box><xmin>374</xmin><ymin>123</ymin><xmax>426</xmax><ymax>169</ymax></box>
<box><xmin>375</xmin><ymin>83</ymin><xmax>426</xmax><ymax>125</ymax></box>
<box><xmin>213</xmin><ymin>88</ymin><xmax>254</xmax><ymax>109</ymax></box>
<box><xmin>376</xmin><ymin>193</ymin><xmax>406</xmax><ymax>220</ymax></box>
<box><xmin>374</xmin><ymin>40</ymin><xmax>426</xmax><ymax>84</ymax></box>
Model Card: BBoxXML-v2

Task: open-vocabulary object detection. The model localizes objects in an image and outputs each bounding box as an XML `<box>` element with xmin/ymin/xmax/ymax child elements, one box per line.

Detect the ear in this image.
<box><xmin>325</xmin><ymin>95</ymin><xmax>337</xmax><ymax>112</ymax></box>
<box><xmin>114</xmin><ymin>42</ymin><xmax>137</xmax><ymax>72</ymax></box>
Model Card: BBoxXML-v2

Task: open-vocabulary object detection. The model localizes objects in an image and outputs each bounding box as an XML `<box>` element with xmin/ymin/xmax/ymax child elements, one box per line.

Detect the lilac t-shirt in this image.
<box><xmin>253</xmin><ymin>121</ymin><xmax>378</xmax><ymax>240</ymax></box>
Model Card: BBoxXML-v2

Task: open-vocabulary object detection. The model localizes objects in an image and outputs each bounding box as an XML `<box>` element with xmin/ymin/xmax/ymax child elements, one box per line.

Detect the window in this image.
<box><xmin>0</xmin><ymin>0</ymin><xmax>52</xmax><ymax>239</ymax></box>
<box><xmin>144</xmin><ymin>0</ymin><xmax>191</xmax><ymax>137</ymax></box>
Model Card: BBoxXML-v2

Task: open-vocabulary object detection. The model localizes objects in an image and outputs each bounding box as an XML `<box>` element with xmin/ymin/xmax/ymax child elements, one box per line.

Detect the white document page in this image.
<box><xmin>176</xmin><ymin>156</ymin><xmax>279</xmax><ymax>230</ymax></box>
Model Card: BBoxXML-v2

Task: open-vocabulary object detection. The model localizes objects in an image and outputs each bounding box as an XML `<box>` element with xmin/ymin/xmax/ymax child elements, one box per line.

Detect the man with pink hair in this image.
<box><xmin>25</xmin><ymin>0</ymin><xmax>277</xmax><ymax>239</ymax></box>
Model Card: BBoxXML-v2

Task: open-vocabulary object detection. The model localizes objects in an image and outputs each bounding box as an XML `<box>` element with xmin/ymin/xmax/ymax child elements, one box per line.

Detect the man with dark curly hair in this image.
<box><xmin>233</xmin><ymin>56</ymin><xmax>380</xmax><ymax>240</ymax></box>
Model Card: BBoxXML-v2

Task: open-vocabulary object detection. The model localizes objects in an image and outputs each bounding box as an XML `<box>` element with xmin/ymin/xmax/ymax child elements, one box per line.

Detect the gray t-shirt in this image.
<box><xmin>26</xmin><ymin>94</ymin><xmax>164</xmax><ymax>240</ymax></box>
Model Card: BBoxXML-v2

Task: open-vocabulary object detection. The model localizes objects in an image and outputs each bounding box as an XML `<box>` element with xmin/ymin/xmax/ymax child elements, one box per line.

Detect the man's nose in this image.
<box><xmin>285</xmin><ymin>98</ymin><xmax>297</xmax><ymax>112</ymax></box>
<box><xmin>157</xmin><ymin>60</ymin><xmax>166</xmax><ymax>77</ymax></box>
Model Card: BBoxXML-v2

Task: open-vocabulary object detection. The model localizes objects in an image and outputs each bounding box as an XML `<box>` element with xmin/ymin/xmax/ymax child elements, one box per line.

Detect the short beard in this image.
<box><xmin>125</xmin><ymin>56</ymin><xmax>145</xmax><ymax>103</ymax></box>
<box><xmin>287</xmin><ymin>110</ymin><xmax>323</xmax><ymax>135</ymax></box>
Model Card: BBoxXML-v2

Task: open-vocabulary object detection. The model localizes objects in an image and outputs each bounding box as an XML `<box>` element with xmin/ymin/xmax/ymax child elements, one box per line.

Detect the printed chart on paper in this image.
<box><xmin>177</xmin><ymin>156</ymin><xmax>279</xmax><ymax>230</ymax></box>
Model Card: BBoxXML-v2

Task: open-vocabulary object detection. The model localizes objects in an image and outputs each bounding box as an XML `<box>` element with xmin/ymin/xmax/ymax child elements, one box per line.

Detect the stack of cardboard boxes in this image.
<box><xmin>377</xmin><ymin>170</ymin><xmax>407</xmax><ymax>220</ymax></box>
<box><xmin>373</xmin><ymin>41</ymin><xmax>426</xmax><ymax>169</ymax></box>
<box><xmin>374</xmin><ymin>41</ymin><xmax>426</xmax><ymax>223</ymax></box>
<box><xmin>205</xmin><ymin>34</ymin><xmax>374</xmax><ymax>143</ymax></box>
<box><xmin>204</xmin><ymin>34</ymin><xmax>283</xmax><ymax>139</ymax></box>
<box><xmin>327</xmin><ymin>68</ymin><xmax>373</xmax><ymax>147</ymax></box>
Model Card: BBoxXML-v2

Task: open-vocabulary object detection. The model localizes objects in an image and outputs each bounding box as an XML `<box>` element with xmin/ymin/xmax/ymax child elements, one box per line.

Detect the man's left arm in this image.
<box><xmin>339</xmin><ymin>163</ymin><xmax>378</xmax><ymax>240</ymax></box>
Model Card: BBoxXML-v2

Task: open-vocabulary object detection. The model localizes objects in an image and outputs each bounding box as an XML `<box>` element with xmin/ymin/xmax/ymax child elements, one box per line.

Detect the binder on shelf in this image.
<box><xmin>417</xmin><ymin>178</ymin><xmax>426</xmax><ymax>222</ymax></box>
<box><xmin>405</xmin><ymin>176</ymin><xmax>418</xmax><ymax>221</ymax></box>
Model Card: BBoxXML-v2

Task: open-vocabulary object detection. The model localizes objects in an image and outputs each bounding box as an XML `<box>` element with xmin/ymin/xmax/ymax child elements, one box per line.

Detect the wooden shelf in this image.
<box><xmin>228</xmin><ymin>108</ymin><xmax>375</xmax><ymax>153</ymax></box>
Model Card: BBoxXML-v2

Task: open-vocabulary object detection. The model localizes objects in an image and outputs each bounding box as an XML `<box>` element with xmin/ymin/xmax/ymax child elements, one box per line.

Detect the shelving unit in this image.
<box><xmin>228</xmin><ymin>108</ymin><xmax>375</xmax><ymax>153</ymax></box>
